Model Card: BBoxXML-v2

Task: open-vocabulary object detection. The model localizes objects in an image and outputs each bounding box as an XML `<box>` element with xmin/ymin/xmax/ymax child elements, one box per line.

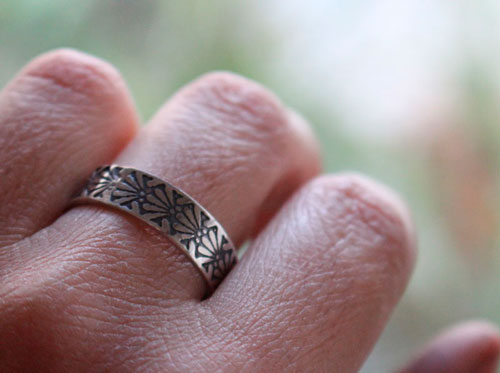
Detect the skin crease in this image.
<box><xmin>0</xmin><ymin>49</ymin><xmax>498</xmax><ymax>372</ymax></box>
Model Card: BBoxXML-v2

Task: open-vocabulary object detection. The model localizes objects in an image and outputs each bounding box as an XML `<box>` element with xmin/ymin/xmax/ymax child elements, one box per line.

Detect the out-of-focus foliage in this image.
<box><xmin>1</xmin><ymin>1</ymin><xmax>500</xmax><ymax>371</ymax></box>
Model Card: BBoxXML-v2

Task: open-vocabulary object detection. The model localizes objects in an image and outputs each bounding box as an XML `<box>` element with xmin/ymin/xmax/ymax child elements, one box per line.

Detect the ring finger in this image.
<box><xmin>12</xmin><ymin>71</ymin><xmax>321</xmax><ymax>302</ymax></box>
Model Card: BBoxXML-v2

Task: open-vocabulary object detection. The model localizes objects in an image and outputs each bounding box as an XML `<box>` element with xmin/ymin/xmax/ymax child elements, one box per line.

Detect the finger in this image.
<box><xmin>0</xmin><ymin>49</ymin><xmax>138</xmax><ymax>247</ymax></box>
<box><xmin>399</xmin><ymin>321</ymin><xmax>500</xmax><ymax>373</ymax></box>
<box><xmin>11</xmin><ymin>72</ymin><xmax>320</xmax><ymax>301</ymax></box>
<box><xmin>205</xmin><ymin>174</ymin><xmax>416</xmax><ymax>372</ymax></box>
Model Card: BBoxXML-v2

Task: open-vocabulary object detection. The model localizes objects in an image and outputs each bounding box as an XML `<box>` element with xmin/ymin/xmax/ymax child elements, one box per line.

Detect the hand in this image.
<box><xmin>0</xmin><ymin>49</ymin><xmax>497</xmax><ymax>372</ymax></box>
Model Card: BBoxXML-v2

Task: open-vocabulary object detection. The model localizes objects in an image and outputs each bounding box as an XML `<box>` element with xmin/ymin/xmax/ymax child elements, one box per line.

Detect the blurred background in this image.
<box><xmin>1</xmin><ymin>0</ymin><xmax>500</xmax><ymax>370</ymax></box>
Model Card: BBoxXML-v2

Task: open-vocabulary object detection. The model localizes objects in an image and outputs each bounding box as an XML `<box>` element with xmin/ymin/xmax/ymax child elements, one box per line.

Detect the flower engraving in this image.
<box><xmin>180</xmin><ymin>212</ymin><xmax>236</xmax><ymax>281</ymax></box>
<box><xmin>174</xmin><ymin>206</ymin><xmax>210</xmax><ymax>238</ymax></box>
<box><xmin>139</xmin><ymin>187</ymin><xmax>190</xmax><ymax>233</ymax></box>
<box><xmin>110</xmin><ymin>170</ymin><xmax>155</xmax><ymax>211</ymax></box>
<box><xmin>86</xmin><ymin>166</ymin><xmax>123</xmax><ymax>198</ymax></box>
<box><xmin>196</xmin><ymin>227</ymin><xmax>235</xmax><ymax>281</ymax></box>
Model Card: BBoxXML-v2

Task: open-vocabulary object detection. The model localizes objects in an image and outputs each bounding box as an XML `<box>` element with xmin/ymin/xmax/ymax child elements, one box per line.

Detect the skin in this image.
<box><xmin>0</xmin><ymin>49</ymin><xmax>498</xmax><ymax>372</ymax></box>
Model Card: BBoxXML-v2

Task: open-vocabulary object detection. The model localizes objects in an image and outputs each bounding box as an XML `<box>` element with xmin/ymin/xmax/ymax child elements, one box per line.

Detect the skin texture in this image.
<box><xmin>0</xmin><ymin>49</ymin><xmax>498</xmax><ymax>372</ymax></box>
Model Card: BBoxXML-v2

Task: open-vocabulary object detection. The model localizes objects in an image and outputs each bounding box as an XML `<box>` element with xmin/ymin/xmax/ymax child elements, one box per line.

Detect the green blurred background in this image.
<box><xmin>2</xmin><ymin>1</ymin><xmax>500</xmax><ymax>371</ymax></box>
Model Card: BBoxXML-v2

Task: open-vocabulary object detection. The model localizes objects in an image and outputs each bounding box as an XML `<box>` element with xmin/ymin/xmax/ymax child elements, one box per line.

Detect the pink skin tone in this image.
<box><xmin>0</xmin><ymin>49</ymin><xmax>498</xmax><ymax>372</ymax></box>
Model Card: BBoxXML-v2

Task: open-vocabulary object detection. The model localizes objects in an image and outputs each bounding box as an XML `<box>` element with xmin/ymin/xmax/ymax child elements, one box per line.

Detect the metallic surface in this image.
<box><xmin>73</xmin><ymin>165</ymin><xmax>237</xmax><ymax>292</ymax></box>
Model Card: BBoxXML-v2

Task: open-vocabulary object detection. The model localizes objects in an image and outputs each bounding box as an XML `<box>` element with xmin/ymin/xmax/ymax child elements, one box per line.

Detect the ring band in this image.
<box><xmin>73</xmin><ymin>165</ymin><xmax>237</xmax><ymax>292</ymax></box>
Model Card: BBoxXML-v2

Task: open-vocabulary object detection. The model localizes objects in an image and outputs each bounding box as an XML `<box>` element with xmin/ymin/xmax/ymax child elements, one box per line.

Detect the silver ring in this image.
<box><xmin>73</xmin><ymin>165</ymin><xmax>237</xmax><ymax>292</ymax></box>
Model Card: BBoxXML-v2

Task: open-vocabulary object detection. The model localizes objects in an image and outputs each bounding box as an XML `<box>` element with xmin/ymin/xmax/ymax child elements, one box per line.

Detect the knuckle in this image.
<box><xmin>0</xmin><ymin>48</ymin><xmax>136</xmax><ymax>162</ymax></box>
<box><xmin>179</xmin><ymin>71</ymin><xmax>289</xmax><ymax>149</ymax></box>
<box><xmin>18</xmin><ymin>48</ymin><xmax>127</xmax><ymax>104</ymax></box>
<box><xmin>307</xmin><ymin>173</ymin><xmax>416</xmax><ymax>279</ymax></box>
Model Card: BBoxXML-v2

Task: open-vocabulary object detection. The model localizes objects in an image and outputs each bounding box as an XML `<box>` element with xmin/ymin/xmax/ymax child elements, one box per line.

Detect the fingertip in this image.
<box><xmin>400</xmin><ymin>320</ymin><xmax>500</xmax><ymax>373</ymax></box>
<box><xmin>457</xmin><ymin>321</ymin><xmax>500</xmax><ymax>372</ymax></box>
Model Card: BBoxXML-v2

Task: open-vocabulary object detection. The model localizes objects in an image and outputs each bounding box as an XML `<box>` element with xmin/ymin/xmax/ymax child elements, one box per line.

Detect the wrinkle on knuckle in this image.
<box><xmin>175</xmin><ymin>71</ymin><xmax>290</xmax><ymax>157</ymax></box>
<box><xmin>191</xmin><ymin>72</ymin><xmax>285</xmax><ymax>125</ymax></box>
<box><xmin>304</xmin><ymin>173</ymin><xmax>415</xmax><ymax>280</ymax></box>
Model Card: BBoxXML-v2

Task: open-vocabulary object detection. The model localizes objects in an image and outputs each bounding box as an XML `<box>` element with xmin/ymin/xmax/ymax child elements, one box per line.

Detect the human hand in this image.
<box><xmin>0</xmin><ymin>49</ymin><xmax>497</xmax><ymax>372</ymax></box>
